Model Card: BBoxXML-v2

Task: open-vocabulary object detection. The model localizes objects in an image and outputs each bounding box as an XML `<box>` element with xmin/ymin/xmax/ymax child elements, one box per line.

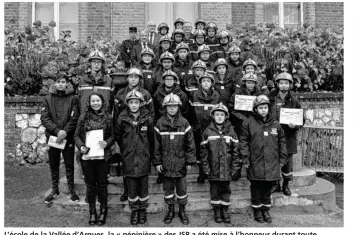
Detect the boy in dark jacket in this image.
<box><xmin>173</xmin><ymin>42</ymin><xmax>193</xmax><ymax>91</ymax></box>
<box><xmin>152</xmin><ymin>51</ymin><xmax>176</xmax><ymax>92</ymax></box>
<box><xmin>205</xmin><ymin>22</ymin><xmax>219</xmax><ymax>48</ymax></box>
<box><xmin>137</xmin><ymin>47</ymin><xmax>158</xmax><ymax>96</ymax></box>
<box><xmin>197</xmin><ymin>44</ymin><xmax>215</xmax><ymax>73</ymax></box>
<box><xmin>153</xmin><ymin>94</ymin><xmax>197</xmax><ymax>225</ymax></box>
<box><xmin>190</xmin><ymin>72</ymin><xmax>220</xmax><ymax>184</ymax></box>
<box><xmin>269</xmin><ymin>72</ymin><xmax>303</xmax><ymax>196</ymax></box>
<box><xmin>200</xmin><ymin>103</ymin><xmax>241</xmax><ymax>223</ymax></box>
<box><xmin>41</xmin><ymin>74</ymin><xmax>80</xmax><ymax>204</ymax></box>
<box><xmin>213</xmin><ymin>58</ymin><xmax>235</xmax><ymax>106</ymax></box>
<box><xmin>185</xmin><ymin>59</ymin><xmax>207</xmax><ymax>99</ymax></box>
<box><xmin>240</xmin><ymin>95</ymin><xmax>287</xmax><ymax>224</ymax></box>
<box><xmin>226</xmin><ymin>46</ymin><xmax>243</xmax><ymax>87</ymax></box>
<box><xmin>116</xmin><ymin>90</ymin><xmax>154</xmax><ymax>225</ymax></box>
<box><xmin>242</xmin><ymin>58</ymin><xmax>269</xmax><ymax>95</ymax></box>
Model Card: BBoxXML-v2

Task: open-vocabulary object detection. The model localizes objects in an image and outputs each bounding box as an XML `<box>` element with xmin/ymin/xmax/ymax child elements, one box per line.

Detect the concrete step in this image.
<box><xmin>60</xmin><ymin>168</ymin><xmax>317</xmax><ymax>196</ymax></box>
<box><xmin>49</xmin><ymin>177</ymin><xmax>336</xmax><ymax>214</ymax></box>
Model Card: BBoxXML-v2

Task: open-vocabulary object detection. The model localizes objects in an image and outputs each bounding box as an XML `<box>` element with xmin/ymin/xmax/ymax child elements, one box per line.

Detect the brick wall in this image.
<box><xmin>199</xmin><ymin>2</ymin><xmax>232</xmax><ymax>31</ymax></box>
<box><xmin>231</xmin><ymin>2</ymin><xmax>256</xmax><ymax>24</ymax></box>
<box><xmin>5</xmin><ymin>97</ymin><xmax>43</xmax><ymax>162</ymax></box>
<box><xmin>255</xmin><ymin>3</ymin><xmax>264</xmax><ymax>25</ymax></box>
<box><xmin>18</xmin><ymin>2</ymin><xmax>32</xmax><ymax>29</ymax></box>
<box><xmin>112</xmin><ymin>2</ymin><xmax>146</xmax><ymax>42</ymax></box>
<box><xmin>78</xmin><ymin>2</ymin><xmax>112</xmax><ymax>41</ymax></box>
<box><xmin>315</xmin><ymin>2</ymin><xmax>344</xmax><ymax>28</ymax></box>
<box><xmin>303</xmin><ymin>2</ymin><xmax>316</xmax><ymax>26</ymax></box>
<box><xmin>4</xmin><ymin>2</ymin><xmax>19</xmax><ymax>28</ymax></box>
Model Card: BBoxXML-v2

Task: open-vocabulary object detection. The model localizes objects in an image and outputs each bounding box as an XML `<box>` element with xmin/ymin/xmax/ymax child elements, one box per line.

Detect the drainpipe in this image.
<box><xmin>111</xmin><ymin>2</ymin><xmax>113</xmax><ymax>39</ymax></box>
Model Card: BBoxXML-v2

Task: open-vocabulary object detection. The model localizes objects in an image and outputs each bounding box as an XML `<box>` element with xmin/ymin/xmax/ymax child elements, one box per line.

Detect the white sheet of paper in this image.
<box><xmin>48</xmin><ymin>136</ymin><xmax>67</xmax><ymax>150</ymax></box>
<box><xmin>279</xmin><ymin>108</ymin><xmax>304</xmax><ymax>126</ymax></box>
<box><xmin>85</xmin><ymin>129</ymin><xmax>104</xmax><ymax>157</ymax></box>
<box><xmin>234</xmin><ymin>95</ymin><xmax>257</xmax><ymax>111</ymax></box>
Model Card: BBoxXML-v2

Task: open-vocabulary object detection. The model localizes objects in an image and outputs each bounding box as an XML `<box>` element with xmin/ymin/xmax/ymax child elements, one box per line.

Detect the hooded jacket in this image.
<box><xmin>137</xmin><ymin>61</ymin><xmax>158</xmax><ymax>96</ymax></box>
<box><xmin>173</xmin><ymin>56</ymin><xmax>194</xmax><ymax>90</ymax></box>
<box><xmin>153</xmin><ymin>112</ymin><xmax>197</xmax><ymax>178</ymax></box>
<box><xmin>200</xmin><ymin>119</ymin><xmax>242</xmax><ymax>181</ymax></box>
<box><xmin>153</xmin><ymin>85</ymin><xmax>190</xmax><ymax>122</ymax></box>
<box><xmin>227</xmin><ymin>58</ymin><xmax>243</xmax><ymax>87</ymax></box>
<box><xmin>115</xmin><ymin>107</ymin><xmax>154</xmax><ymax>177</ymax></box>
<box><xmin>268</xmin><ymin>89</ymin><xmax>303</xmax><ymax>154</ymax></box>
<box><xmin>239</xmin><ymin>113</ymin><xmax>288</xmax><ymax>181</ymax></box>
<box><xmin>41</xmin><ymin>83</ymin><xmax>79</xmax><ymax>144</ymax></box>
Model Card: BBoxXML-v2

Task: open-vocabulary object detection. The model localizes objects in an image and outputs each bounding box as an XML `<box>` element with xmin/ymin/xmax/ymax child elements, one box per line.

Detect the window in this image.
<box><xmin>33</xmin><ymin>2</ymin><xmax>79</xmax><ymax>41</ymax></box>
<box><xmin>264</xmin><ymin>2</ymin><xmax>303</xmax><ymax>28</ymax></box>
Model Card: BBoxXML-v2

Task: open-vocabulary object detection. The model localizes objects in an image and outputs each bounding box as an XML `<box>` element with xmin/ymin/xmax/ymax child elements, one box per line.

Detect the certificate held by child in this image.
<box><xmin>85</xmin><ymin>129</ymin><xmax>104</xmax><ymax>158</ymax></box>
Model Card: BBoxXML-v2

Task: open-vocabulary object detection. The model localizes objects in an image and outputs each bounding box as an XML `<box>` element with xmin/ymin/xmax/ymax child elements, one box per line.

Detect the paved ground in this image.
<box><xmin>4</xmin><ymin>162</ymin><xmax>344</xmax><ymax>227</ymax></box>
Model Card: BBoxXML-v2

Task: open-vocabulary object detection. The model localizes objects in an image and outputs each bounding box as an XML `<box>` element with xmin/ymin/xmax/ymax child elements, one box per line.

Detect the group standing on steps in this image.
<box><xmin>40</xmin><ymin>17</ymin><xmax>303</xmax><ymax>226</ymax></box>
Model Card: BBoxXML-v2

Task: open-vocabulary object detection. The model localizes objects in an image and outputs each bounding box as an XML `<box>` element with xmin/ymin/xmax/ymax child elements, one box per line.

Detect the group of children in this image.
<box><xmin>41</xmin><ymin>19</ymin><xmax>303</xmax><ymax>226</ymax></box>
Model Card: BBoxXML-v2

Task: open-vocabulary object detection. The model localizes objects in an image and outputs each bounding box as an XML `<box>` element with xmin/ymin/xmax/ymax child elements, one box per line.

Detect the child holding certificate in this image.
<box><xmin>239</xmin><ymin>95</ymin><xmax>287</xmax><ymax>224</ymax></box>
<box><xmin>268</xmin><ymin>72</ymin><xmax>303</xmax><ymax>196</ymax></box>
<box><xmin>74</xmin><ymin>92</ymin><xmax>115</xmax><ymax>226</ymax></box>
<box><xmin>41</xmin><ymin>74</ymin><xmax>80</xmax><ymax>204</ymax></box>
<box><xmin>227</xmin><ymin>73</ymin><xmax>263</xmax><ymax>137</ymax></box>
<box><xmin>153</xmin><ymin>94</ymin><xmax>196</xmax><ymax>225</ymax></box>
<box><xmin>115</xmin><ymin>90</ymin><xmax>154</xmax><ymax>225</ymax></box>
<box><xmin>200</xmin><ymin>103</ymin><xmax>242</xmax><ymax>223</ymax></box>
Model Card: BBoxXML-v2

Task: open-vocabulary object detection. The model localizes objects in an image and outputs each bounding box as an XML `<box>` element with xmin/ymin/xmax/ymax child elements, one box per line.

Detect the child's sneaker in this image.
<box><xmin>67</xmin><ymin>191</ymin><xmax>80</xmax><ymax>202</ymax></box>
<box><xmin>45</xmin><ymin>191</ymin><xmax>60</xmax><ymax>204</ymax></box>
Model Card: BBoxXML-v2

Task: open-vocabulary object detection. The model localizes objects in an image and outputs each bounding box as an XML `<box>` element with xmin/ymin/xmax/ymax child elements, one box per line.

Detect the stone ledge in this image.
<box><xmin>5</xmin><ymin>96</ymin><xmax>43</xmax><ymax>104</ymax></box>
<box><xmin>293</xmin><ymin>92</ymin><xmax>343</xmax><ymax>101</ymax></box>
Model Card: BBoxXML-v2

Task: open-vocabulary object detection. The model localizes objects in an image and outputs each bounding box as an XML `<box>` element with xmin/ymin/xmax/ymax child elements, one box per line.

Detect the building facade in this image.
<box><xmin>5</xmin><ymin>2</ymin><xmax>344</xmax><ymax>43</ymax></box>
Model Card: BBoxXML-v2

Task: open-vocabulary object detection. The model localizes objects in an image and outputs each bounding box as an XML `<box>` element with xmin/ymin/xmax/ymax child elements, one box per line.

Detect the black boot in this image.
<box><xmin>197</xmin><ymin>165</ymin><xmax>205</xmax><ymax>184</ymax></box>
<box><xmin>164</xmin><ymin>204</ymin><xmax>175</xmax><ymax>224</ymax></box>
<box><xmin>253</xmin><ymin>208</ymin><xmax>264</xmax><ymax>223</ymax></box>
<box><xmin>120</xmin><ymin>178</ymin><xmax>128</xmax><ymax>201</ymax></box>
<box><xmin>139</xmin><ymin>209</ymin><xmax>147</xmax><ymax>224</ymax></box>
<box><xmin>271</xmin><ymin>181</ymin><xmax>281</xmax><ymax>194</ymax></box>
<box><xmin>213</xmin><ymin>206</ymin><xmax>222</xmax><ymax>223</ymax></box>
<box><xmin>282</xmin><ymin>178</ymin><xmax>292</xmax><ymax>196</ymax></box>
<box><xmin>97</xmin><ymin>206</ymin><xmax>108</xmax><ymax>225</ymax></box>
<box><xmin>156</xmin><ymin>173</ymin><xmax>164</xmax><ymax>184</ymax></box>
<box><xmin>130</xmin><ymin>210</ymin><xmax>139</xmax><ymax>225</ymax></box>
<box><xmin>221</xmin><ymin>205</ymin><xmax>231</xmax><ymax>223</ymax></box>
<box><xmin>89</xmin><ymin>203</ymin><xmax>97</xmax><ymax>225</ymax></box>
<box><xmin>178</xmin><ymin>204</ymin><xmax>189</xmax><ymax>225</ymax></box>
<box><xmin>262</xmin><ymin>208</ymin><xmax>272</xmax><ymax>223</ymax></box>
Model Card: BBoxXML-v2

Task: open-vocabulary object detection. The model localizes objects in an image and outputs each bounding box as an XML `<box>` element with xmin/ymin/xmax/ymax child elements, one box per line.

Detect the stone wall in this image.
<box><xmin>4</xmin><ymin>93</ymin><xmax>344</xmax><ymax>164</ymax></box>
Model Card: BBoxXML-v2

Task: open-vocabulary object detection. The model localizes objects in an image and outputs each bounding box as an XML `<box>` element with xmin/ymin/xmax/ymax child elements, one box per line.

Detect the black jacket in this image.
<box><xmin>268</xmin><ymin>89</ymin><xmax>303</xmax><ymax>154</ymax></box>
<box><xmin>213</xmin><ymin>72</ymin><xmax>235</xmax><ymax>106</ymax></box>
<box><xmin>227</xmin><ymin>58</ymin><xmax>243</xmax><ymax>87</ymax></box>
<box><xmin>153</xmin><ymin>112</ymin><xmax>197</xmax><ymax>177</ymax></box>
<box><xmin>200</xmin><ymin>120</ymin><xmax>242</xmax><ymax>181</ymax></box>
<box><xmin>239</xmin><ymin>114</ymin><xmax>288</xmax><ymax>181</ymax></box>
<box><xmin>40</xmin><ymin>83</ymin><xmax>79</xmax><ymax>144</ymax></box>
<box><xmin>137</xmin><ymin>61</ymin><xmax>158</xmax><ymax>96</ymax></box>
<box><xmin>115</xmin><ymin>108</ymin><xmax>154</xmax><ymax>177</ymax></box>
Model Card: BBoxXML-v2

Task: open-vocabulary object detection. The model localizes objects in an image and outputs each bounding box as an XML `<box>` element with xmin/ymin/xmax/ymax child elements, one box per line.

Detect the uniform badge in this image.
<box><xmin>264</xmin><ymin>131</ymin><xmax>268</xmax><ymax>136</ymax></box>
<box><xmin>71</xmin><ymin>111</ymin><xmax>74</xmax><ymax>117</ymax></box>
<box><xmin>270</xmin><ymin>128</ymin><xmax>278</xmax><ymax>135</ymax></box>
<box><xmin>147</xmin><ymin>75</ymin><xmax>151</xmax><ymax>79</ymax></box>
<box><xmin>170</xmin><ymin>134</ymin><xmax>175</xmax><ymax>140</ymax></box>
<box><xmin>41</xmin><ymin>107</ymin><xmax>45</xmax><ymax>111</ymax></box>
<box><xmin>141</xmin><ymin>126</ymin><xmax>147</xmax><ymax>131</ymax></box>
<box><xmin>221</xmin><ymin>86</ymin><xmax>225</xmax><ymax>90</ymax></box>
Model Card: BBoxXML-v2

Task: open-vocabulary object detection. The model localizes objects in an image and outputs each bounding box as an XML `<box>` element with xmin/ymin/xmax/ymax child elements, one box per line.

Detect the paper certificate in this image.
<box><xmin>48</xmin><ymin>136</ymin><xmax>67</xmax><ymax>150</ymax></box>
<box><xmin>234</xmin><ymin>95</ymin><xmax>257</xmax><ymax>111</ymax></box>
<box><xmin>279</xmin><ymin>108</ymin><xmax>304</xmax><ymax>126</ymax></box>
<box><xmin>85</xmin><ymin>129</ymin><xmax>104</xmax><ymax>157</ymax></box>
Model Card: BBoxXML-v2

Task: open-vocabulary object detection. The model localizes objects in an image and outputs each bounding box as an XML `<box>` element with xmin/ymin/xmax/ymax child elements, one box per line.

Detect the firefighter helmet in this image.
<box><xmin>159</xmin><ymin>51</ymin><xmax>175</xmax><ymax>63</ymax></box>
<box><xmin>158</xmin><ymin>22</ymin><xmax>169</xmax><ymax>34</ymax></box>
<box><xmin>210</xmin><ymin>102</ymin><xmax>229</xmax><ymax>118</ymax></box>
<box><xmin>198</xmin><ymin>72</ymin><xmax>215</xmax><ymax>84</ymax></box>
<box><xmin>227</xmin><ymin>46</ymin><xmax>241</xmax><ymax>55</ymax></box>
<box><xmin>195</xmin><ymin>19</ymin><xmax>206</xmax><ymax>29</ymax></box>
<box><xmin>241</xmin><ymin>73</ymin><xmax>258</xmax><ymax>83</ymax></box>
<box><xmin>213</xmin><ymin>58</ymin><xmax>228</xmax><ymax>71</ymax></box>
<box><xmin>197</xmin><ymin>44</ymin><xmax>211</xmax><ymax>55</ymax></box>
<box><xmin>176</xmin><ymin>42</ymin><xmax>190</xmax><ymax>53</ymax></box>
<box><xmin>205</xmin><ymin>22</ymin><xmax>218</xmax><ymax>32</ymax></box>
<box><xmin>191</xmin><ymin>59</ymin><xmax>207</xmax><ymax>71</ymax></box>
<box><xmin>126</xmin><ymin>67</ymin><xmax>143</xmax><ymax>78</ymax></box>
<box><xmin>172</xmin><ymin>28</ymin><xmax>185</xmax><ymax>38</ymax></box>
<box><xmin>140</xmin><ymin>47</ymin><xmax>155</xmax><ymax>57</ymax></box>
<box><xmin>174</xmin><ymin>18</ymin><xmax>185</xmax><ymax>27</ymax></box>
<box><xmin>162</xmin><ymin>93</ymin><xmax>182</xmax><ymax>107</ymax></box>
<box><xmin>253</xmin><ymin>95</ymin><xmax>270</xmax><ymax>109</ymax></box>
<box><xmin>275</xmin><ymin>72</ymin><xmax>293</xmax><ymax>83</ymax></box>
<box><xmin>159</xmin><ymin>35</ymin><xmax>172</xmax><ymax>44</ymax></box>
<box><xmin>162</xmin><ymin>70</ymin><xmax>179</xmax><ymax>81</ymax></box>
<box><xmin>194</xmin><ymin>29</ymin><xmax>206</xmax><ymax>38</ymax></box>
<box><xmin>217</xmin><ymin>30</ymin><xmax>231</xmax><ymax>40</ymax></box>
<box><xmin>88</xmin><ymin>49</ymin><xmax>105</xmax><ymax>62</ymax></box>
<box><xmin>243</xmin><ymin>58</ymin><xmax>258</xmax><ymax>70</ymax></box>
<box><xmin>125</xmin><ymin>90</ymin><xmax>145</xmax><ymax>103</ymax></box>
